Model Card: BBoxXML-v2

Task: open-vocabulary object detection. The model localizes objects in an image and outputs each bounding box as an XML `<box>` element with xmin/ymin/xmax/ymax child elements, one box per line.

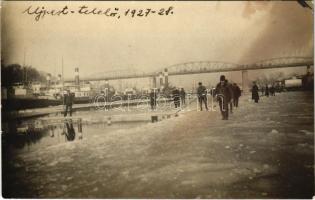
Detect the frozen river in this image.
<box><xmin>2</xmin><ymin>91</ymin><xmax>314</xmax><ymax>198</ymax></box>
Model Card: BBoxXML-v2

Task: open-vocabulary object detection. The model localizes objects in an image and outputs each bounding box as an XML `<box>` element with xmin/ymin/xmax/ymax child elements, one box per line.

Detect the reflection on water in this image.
<box><xmin>2</xmin><ymin>116</ymin><xmax>146</xmax><ymax>155</ymax></box>
<box><xmin>63</xmin><ymin>119</ymin><xmax>80</xmax><ymax>141</ymax></box>
<box><xmin>2</xmin><ymin>119</ymin><xmax>84</xmax><ymax>153</ymax></box>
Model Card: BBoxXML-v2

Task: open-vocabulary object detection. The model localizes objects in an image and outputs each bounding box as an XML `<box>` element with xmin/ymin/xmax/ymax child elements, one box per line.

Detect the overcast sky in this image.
<box><xmin>2</xmin><ymin>1</ymin><xmax>313</xmax><ymax>80</ymax></box>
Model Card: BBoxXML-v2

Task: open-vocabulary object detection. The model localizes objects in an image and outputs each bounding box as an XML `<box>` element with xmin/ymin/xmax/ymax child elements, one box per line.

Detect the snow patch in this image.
<box><xmin>48</xmin><ymin>160</ymin><xmax>59</xmax><ymax>167</ymax></box>
<box><xmin>58</xmin><ymin>156</ymin><xmax>74</xmax><ymax>163</ymax></box>
<box><xmin>299</xmin><ymin>130</ymin><xmax>313</xmax><ymax>135</ymax></box>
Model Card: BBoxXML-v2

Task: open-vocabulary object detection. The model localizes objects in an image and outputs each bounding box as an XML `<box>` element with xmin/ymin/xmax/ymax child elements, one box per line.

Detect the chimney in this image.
<box><xmin>46</xmin><ymin>73</ymin><xmax>51</xmax><ymax>88</ymax></box>
<box><xmin>75</xmin><ymin>67</ymin><xmax>80</xmax><ymax>90</ymax></box>
<box><xmin>159</xmin><ymin>72</ymin><xmax>164</xmax><ymax>88</ymax></box>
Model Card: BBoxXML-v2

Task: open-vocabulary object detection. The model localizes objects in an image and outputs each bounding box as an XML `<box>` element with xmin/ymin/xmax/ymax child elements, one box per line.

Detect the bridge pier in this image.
<box><xmin>152</xmin><ymin>76</ymin><xmax>157</xmax><ymax>88</ymax></box>
<box><xmin>164</xmin><ymin>68</ymin><xmax>169</xmax><ymax>89</ymax></box>
<box><xmin>242</xmin><ymin>70</ymin><xmax>249</xmax><ymax>93</ymax></box>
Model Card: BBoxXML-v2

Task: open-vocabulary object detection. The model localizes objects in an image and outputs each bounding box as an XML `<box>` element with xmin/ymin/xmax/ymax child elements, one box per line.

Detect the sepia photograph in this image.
<box><xmin>1</xmin><ymin>1</ymin><xmax>314</xmax><ymax>198</ymax></box>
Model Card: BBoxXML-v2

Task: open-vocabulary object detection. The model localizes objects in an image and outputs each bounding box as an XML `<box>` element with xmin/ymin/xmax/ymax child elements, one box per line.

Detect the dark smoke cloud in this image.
<box><xmin>239</xmin><ymin>1</ymin><xmax>313</xmax><ymax>64</ymax></box>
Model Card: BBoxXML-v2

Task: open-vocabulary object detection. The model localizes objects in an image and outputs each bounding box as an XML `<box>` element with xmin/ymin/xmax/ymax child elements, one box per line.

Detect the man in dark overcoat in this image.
<box><xmin>64</xmin><ymin>90</ymin><xmax>74</xmax><ymax>117</ymax></box>
<box><xmin>252</xmin><ymin>82</ymin><xmax>260</xmax><ymax>103</ymax></box>
<box><xmin>216</xmin><ymin>75</ymin><xmax>233</xmax><ymax>120</ymax></box>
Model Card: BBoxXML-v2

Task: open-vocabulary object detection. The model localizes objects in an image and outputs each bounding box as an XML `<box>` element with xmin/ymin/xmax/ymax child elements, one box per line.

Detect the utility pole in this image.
<box><xmin>23</xmin><ymin>48</ymin><xmax>26</xmax><ymax>67</ymax></box>
<box><xmin>54</xmin><ymin>58</ymin><xmax>57</xmax><ymax>87</ymax></box>
<box><xmin>23</xmin><ymin>48</ymin><xmax>27</xmax><ymax>85</ymax></box>
<box><xmin>62</xmin><ymin>57</ymin><xmax>64</xmax><ymax>89</ymax></box>
<box><xmin>62</xmin><ymin>56</ymin><xmax>65</xmax><ymax>107</ymax></box>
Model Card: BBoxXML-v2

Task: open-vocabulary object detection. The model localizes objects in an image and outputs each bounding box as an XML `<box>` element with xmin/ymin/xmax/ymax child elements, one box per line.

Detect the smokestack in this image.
<box><xmin>46</xmin><ymin>73</ymin><xmax>51</xmax><ymax>88</ymax></box>
<box><xmin>159</xmin><ymin>72</ymin><xmax>164</xmax><ymax>88</ymax></box>
<box><xmin>57</xmin><ymin>74</ymin><xmax>62</xmax><ymax>84</ymax></box>
<box><xmin>75</xmin><ymin>67</ymin><xmax>80</xmax><ymax>90</ymax></box>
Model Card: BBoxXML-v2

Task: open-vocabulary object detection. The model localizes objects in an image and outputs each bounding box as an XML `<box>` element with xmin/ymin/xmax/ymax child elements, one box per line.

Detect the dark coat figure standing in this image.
<box><xmin>197</xmin><ymin>82</ymin><xmax>208</xmax><ymax>111</ymax></box>
<box><xmin>216</xmin><ymin>75</ymin><xmax>233</xmax><ymax>120</ymax></box>
<box><xmin>64</xmin><ymin>90</ymin><xmax>74</xmax><ymax>117</ymax></box>
<box><xmin>270</xmin><ymin>85</ymin><xmax>275</xmax><ymax>96</ymax></box>
<box><xmin>150</xmin><ymin>89</ymin><xmax>157</xmax><ymax>110</ymax></box>
<box><xmin>265</xmin><ymin>85</ymin><xmax>269</xmax><ymax>97</ymax></box>
<box><xmin>232</xmin><ymin>83</ymin><xmax>241</xmax><ymax>107</ymax></box>
<box><xmin>252</xmin><ymin>83</ymin><xmax>259</xmax><ymax>103</ymax></box>
<box><xmin>172</xmin><ymin>88</ymin><xmax>181</xmax><ymax>108</ymax></box>
<box><xmin>180</xmin><ymin>88</ymin><xmax>186</xmax><ymax>106</ymax></box>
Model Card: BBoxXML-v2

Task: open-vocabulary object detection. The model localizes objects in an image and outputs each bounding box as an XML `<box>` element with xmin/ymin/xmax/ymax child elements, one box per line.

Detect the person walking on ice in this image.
<box><xmin>215</xmin><ymin>75</ymin><xmax>233</xmax><ymax>120</ymax></box>
<box><xmin>197</xmin><ymin>82</ymin><xmax>208</xmax><ymax>111</ymax></box>
<box><xmin>252</xmin><ymin>82</ymin><xmax>260</xmax><ymax>103</ymax></box>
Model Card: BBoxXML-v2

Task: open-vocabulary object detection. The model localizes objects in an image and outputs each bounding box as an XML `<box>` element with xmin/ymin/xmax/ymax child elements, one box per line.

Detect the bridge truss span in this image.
<box><xmin>249</xmin><ymin>56</ymin><xmax>313</xmax><ymax>69</ymax></box>
<box><xmin>162</xmin><ymin>56</ymin><xmax>313</xmax><ymax>76</ymax></box>
<box><xmin>165</xmin><ymin>61</ymin><xmax>243</xmax><ymax>76</ymax></box>
<box><xmin>70</xmin><ymin>56</ymin><xmax>313</xmax><ymax>82</ymax></box>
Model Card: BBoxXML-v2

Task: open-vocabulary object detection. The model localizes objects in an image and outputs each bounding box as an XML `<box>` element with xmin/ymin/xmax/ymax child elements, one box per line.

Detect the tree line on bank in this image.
<box><xmin>1</xmin><ymin>63</ymin><xmax>46</xmax><ymax>87</ymax></box>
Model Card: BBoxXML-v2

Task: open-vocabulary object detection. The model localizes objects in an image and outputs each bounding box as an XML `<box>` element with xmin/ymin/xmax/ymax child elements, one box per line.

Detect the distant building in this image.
<box><xmin>31</xmin><ymin>82</ymin><xmax>46</xmax><ymax>96</ymax></box>
<box><xmin>284</xmin><ymin>76</ymin><xmax>303</xmax><ymax>91</ymax></box>
<box><xmin>12</xmin><ymin>84</ymin><xmax>33</xmax><ymax>97</ymax></box>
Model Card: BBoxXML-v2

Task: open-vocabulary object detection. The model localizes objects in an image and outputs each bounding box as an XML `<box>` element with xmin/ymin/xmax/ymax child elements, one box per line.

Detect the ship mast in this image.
<box><xmin>62</xmin><ymin>56</ymin><xmax>65</xmax><ymax>106</ymax></box>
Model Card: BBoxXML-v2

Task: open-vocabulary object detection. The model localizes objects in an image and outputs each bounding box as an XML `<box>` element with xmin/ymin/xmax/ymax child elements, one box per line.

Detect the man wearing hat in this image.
<box><xmin>180</xmin><ymin>87</ymin><xmax>186</xmax><ymax>106</ymax></box>
<box><xmin>197</xmin><ymin>82</ymin><xmax>208</xmax><ymax>111</ymax></box>
<box><xmin>232</xmin><ymin>83</ymin><xmax>241</xmax><ymax>107</ymax></box>
<box><xmin>150</xmin><ymin>88</ymin><xmax>157</xmax><ymax>110</ymax></box>
<box><xmin>215</xmin><ymin>75</ymin><xmax>233</xmax><ymax>120</ymax></box>
<box><xmin>64</xmin><ymin>90</ymin><xmax>74</xmax><ymax>117</ymax></box>
<box><xmin>252</xmin><ymin>82</ymin><xmax>260</xmax><ymax>103</ymax></box>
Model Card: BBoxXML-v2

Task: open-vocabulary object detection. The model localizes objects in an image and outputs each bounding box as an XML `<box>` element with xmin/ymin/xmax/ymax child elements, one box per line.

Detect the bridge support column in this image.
<box><xmin>105</xmin><ymin>79</ymin><xmax>109</xmax><ymax>88</ymax></box>
<box><xmin>242</xmin><ymin>70</ymin><xmax>249</xmax><ymax>93</ymax></box>
<box><xmin>164</xmin><ymin>68</ymin><xmax>168</xmax><ymax>89</ymax></box>
<box><xmin>152</xmin><ymin>76</ymin><xmax>157</xmax><ymax>88</ymax></box>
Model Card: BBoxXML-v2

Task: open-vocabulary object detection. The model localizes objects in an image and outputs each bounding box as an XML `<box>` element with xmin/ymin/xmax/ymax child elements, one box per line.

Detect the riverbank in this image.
<box><xmin>2</xmin><ymin>97</ymin><xmax>176</xmax><ymax>120</ymax></box>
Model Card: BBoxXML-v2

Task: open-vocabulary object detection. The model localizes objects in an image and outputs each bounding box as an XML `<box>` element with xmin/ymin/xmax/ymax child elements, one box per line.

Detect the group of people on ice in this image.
<box><xmin>149</xmin><ymin>87</ymin><xmax>187</xmax><ymax>110</ymax></box>
<box><xmin>251</xmin><ymin>82</ymin><xmax>277</xmax><ymax>103</ymax></box>
<box><xmin>160</xmin><ymin>74</ymin><xmax>242</xmax><ymax>121</ymax></box>
<box><xmin>150</xmin><ymin>74</ymin><xmax>282</xmax><ymax>121</ymax></box>
<box><xmin>190</xmin><ymin>75</ymin><xmax>241</xmax><ymax>120</ymax></box>
<box><xmin>195</xmin><ymin>75</ymin><xmax>241</xmax><ymax>120</ymax></box>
